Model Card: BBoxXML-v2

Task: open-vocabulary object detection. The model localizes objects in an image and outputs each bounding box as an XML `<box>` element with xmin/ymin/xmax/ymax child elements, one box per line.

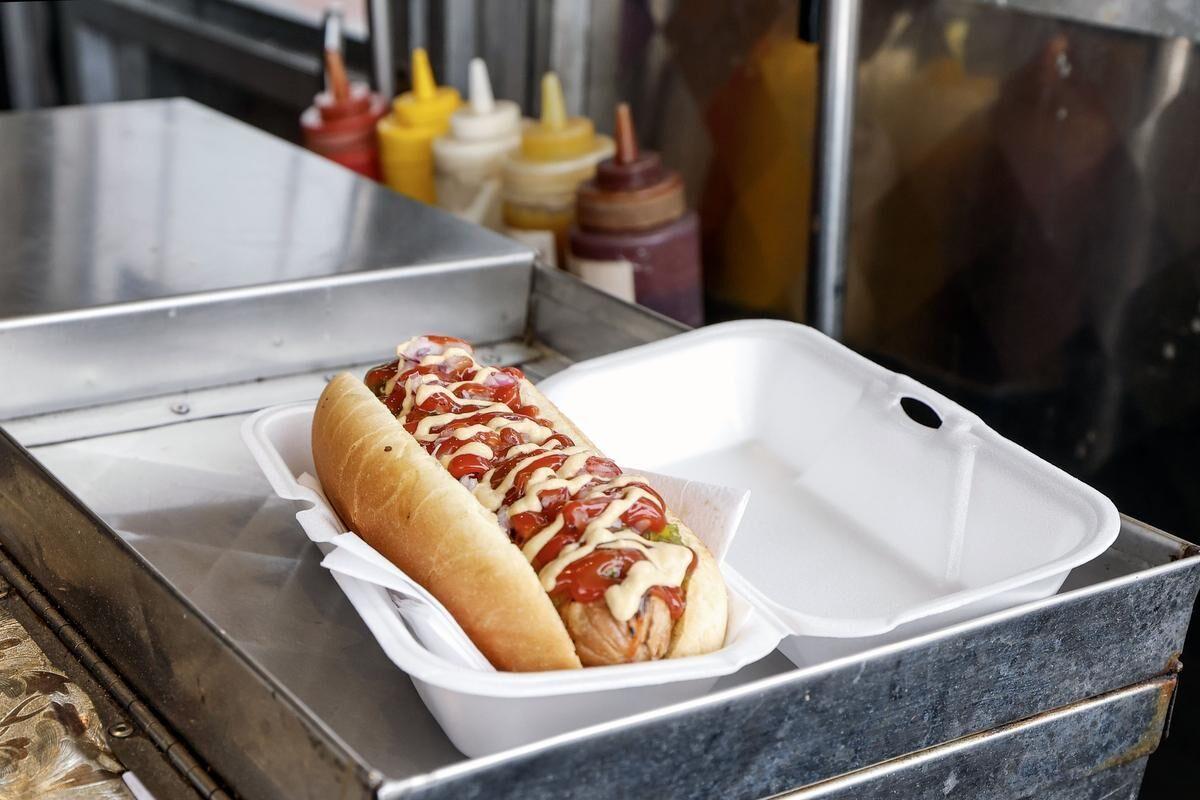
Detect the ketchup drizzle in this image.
<box><xmin>365</xmin><ymin>337</ymin><xmax>693</xmax><ymax>621</ymax></box>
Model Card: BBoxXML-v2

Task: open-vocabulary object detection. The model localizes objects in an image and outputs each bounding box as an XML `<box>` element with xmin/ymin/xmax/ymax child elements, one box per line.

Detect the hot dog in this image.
<box><xmin>311</xmin><ymin>335</ymin><xmax>728</xmax><ymax>671</ymax></box>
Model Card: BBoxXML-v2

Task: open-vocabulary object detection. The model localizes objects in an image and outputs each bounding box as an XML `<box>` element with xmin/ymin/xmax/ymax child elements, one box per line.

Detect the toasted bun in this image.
<box><xmin>313</xmin><ymin>371</ymin><xmax>728</xmax><ymax>671</ymax></box>
<box><xmin>313</xmin><ymin>374</ymin><xmax>580</xmax><ymax>671</ymax></box>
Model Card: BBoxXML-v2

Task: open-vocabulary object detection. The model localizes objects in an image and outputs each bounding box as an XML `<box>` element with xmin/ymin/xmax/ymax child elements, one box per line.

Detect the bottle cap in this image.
<box><xmin>392</xmin><ymin>48</ymin><xmax>461</xmax><ymax>129</ymax></box>
<box><xmin>302</xmin><ymin>10</ymin><xmax>386</xmax><ymax>145</ymax></box>
<box><xmin>576</xmin><ymin>102</ymin><xmax>686</xmax><ymax>231</ymax></box>
<box><xmin>447</xmin><ymin>58</ymin><xmax>521</xmax><ymax>142</ymax></box>
<box><xmin>520</xmin><ymin>73</ymin><xmax>598</xmax><ymax>161</ymax></box>
<box><xmin>306</xmin><ymin>9</ymin><xmax>382</xmax><ymax>125</ymax></box>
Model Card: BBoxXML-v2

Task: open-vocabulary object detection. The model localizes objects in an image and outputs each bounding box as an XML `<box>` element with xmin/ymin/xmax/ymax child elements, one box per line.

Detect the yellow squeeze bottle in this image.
<box><xmin>502</xmin><ymin>72</ymin><xmax>613</xmax><ymax>266</ymax></box>
<box><xmin>377</xmin><ymin>48</ymin><xmax>461</xmax><ymax>203</ymax></box>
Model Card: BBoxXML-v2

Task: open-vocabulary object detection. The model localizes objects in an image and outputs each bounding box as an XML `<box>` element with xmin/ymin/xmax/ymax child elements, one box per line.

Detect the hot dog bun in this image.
<box><xmin>314</xmin><ymin>373</ymin><xmax>580</xmax><ymax>671</ymax></box>
<box><xmin>312</xmin><ymin>367</ymin><xmax>727</xmax><ymax>671</ymax></box>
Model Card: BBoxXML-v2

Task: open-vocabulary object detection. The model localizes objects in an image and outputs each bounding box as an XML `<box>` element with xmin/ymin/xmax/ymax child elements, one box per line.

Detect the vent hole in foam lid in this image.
<box><xmin>900</xmin><ymin>396</ymin><xmax>943</xmax><ymax>429</ymax></box>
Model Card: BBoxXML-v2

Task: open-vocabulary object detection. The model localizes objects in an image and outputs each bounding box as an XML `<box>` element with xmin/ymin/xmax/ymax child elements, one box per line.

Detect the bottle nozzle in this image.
<box><xmin>324</xmin><ymin>50</ymin><xmax>350</xmax><ymax>103</ymax></box>
<box><xmin>412</xmin><ymin>48</ymin><xmax>436</xmax><ymax>100</ymax></box>
<box><xmin>390</xmin><ymin>47</ymin><xmax>460</xmax><ymax>128</ymax></box>
<box><xmin>322</xmin><ymin>7</ymin><xmax>349</xmax><ymax>102</ymax></box>
<box><xmin>540</xmin><ymin>72</ymin><xmax>567</xmax><ymax>131</ymax></box>
<box><xmin>469</xmin><ymin>58</ymin><xmax>495</xmax><ymax>114</ymax></box>
<box><xmin>614</xmin><ymin>103</ymin><xmax>638</xmax><ymax>165</ymax></box>
<box><xmin>518</xmin><ymin>70</ymin><xmax>606</xmax><ymax>161</ymax></box>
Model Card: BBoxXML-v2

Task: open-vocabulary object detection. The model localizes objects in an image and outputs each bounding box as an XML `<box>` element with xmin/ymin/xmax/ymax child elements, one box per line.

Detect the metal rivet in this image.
<box><xmin>170</xmin><ymin>402</ymin><xmax>190</xmax><ymax>415</ymax></box>
<box><xmin>108</xmin><ymin>721</ymin><xmax>134</xmax><ymax>738</ymax></box>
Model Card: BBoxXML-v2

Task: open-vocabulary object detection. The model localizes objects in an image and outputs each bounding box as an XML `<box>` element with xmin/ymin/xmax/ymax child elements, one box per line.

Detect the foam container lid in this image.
<box><xmin>538</xmin><ymin>320</ymin><xmax>1120</xmax><ymax>638</ymax></box>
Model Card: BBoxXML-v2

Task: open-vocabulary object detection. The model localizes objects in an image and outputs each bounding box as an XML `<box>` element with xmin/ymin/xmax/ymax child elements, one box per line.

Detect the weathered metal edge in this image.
<box><xmin>0</xmin><ymin>548</ymin><xmax>228</xmax><ymax>799</ymax></box>
<box><xmin>0</xmin><ymin>257</ymin><xmax>532</xmax><ymax>419</ymax></box>
<box><xmin>0</xmin><ymin>426</ymin><xmax>380</xmax><ymax>800</ymax></box>
<box><xmin>0</xmin><ymin>264</ymin><xmax>1195</xmax><ymax>800</ymax></box>
<box><xmin>527</xmin><ymin>264</ymin><xmax>686</xmax><ymax>362</ymax></box>
<box><xmin>784</xmin><ymin>675</ymin><xmax>1175</xmax><ymax>799</ymax></box>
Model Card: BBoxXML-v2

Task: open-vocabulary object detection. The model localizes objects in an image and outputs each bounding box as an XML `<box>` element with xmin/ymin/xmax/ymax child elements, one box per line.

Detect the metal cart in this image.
<box><xmin>1</xmin><ymin>99</ymin><xmax>1196</xmax><ymax>799</ymax></box>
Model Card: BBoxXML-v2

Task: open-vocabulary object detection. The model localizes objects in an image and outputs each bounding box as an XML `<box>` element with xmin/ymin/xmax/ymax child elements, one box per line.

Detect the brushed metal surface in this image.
<box><xmin>366</xmin><ymin>0</ymin><xmax>395</xmax><ymax>100</ymax></box>
<box><xmin>809</xmin><ymin>0</ymin><xmax>860</xmax><ymax>337</ymax></box>
<box><xmin>5</xmin><ymin>379</ymin><xmax>1196</xmax><ymax>800</ymax></box>
<box><xmin>528</xmin><ymin>264</ymin><xmax>686</xmax><ymax>363</ymax></box>
<box><xmin>0</xmin><ymin>98</ymin><xmax>533</xmax><ymax>418</ymax></box>
<box><xmin>0</xmin><ymin>98</ymin><xmax>528</xmax><ymax>315</ymax></box>
<box><xmin>781</xmin><ymin>677</ymin><xmax>1173</xmax><ymax>799</ymax></box>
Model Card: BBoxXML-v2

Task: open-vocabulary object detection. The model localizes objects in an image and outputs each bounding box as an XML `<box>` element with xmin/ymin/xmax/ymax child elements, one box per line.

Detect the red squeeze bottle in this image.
<box><xmin>568</xmin><ymin>103</ymin><xmax>703</xmax><ymax>326</ymax></box>
<box><xmin>301</xmin><ymin>13</ymin><xmax>387</xmax><ymax>180</ymax></box>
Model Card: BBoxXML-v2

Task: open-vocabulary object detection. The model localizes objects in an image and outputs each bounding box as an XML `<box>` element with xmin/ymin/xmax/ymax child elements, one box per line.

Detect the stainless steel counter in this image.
<box><xmin>0</xmin><ymin>98</ymin><xmax>533</xmax><ymax>418</ymax></box>
<box><xmin>0</xmin><ymin>97</ymin><xmax>528</xmax><ymax>315</ymax></box>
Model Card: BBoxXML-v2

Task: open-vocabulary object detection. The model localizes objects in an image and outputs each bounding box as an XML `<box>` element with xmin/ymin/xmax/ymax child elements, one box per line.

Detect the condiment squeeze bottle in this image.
<box><xmin>569</xmin><ymin>103</ymin><xmax>703</xmax><ymax>326</ymax></box>
<box><xmin>300</xmin><ymin>10</ymin><xmax>387</xmax><ymax>179</ymax></box>
<box><xmin>433</xmin><ymin>58</ymin><xmax>523</xmax><ymax>229</ymax></box>
<box><xmin>501</xmin><ymin>72</ymin><xmax>613</xmax><ymax>266</ymax></box>
<box><xmin>377</xmin><ymin>48</ymin><xmax>461</xmax><ymax>203</ymax></box>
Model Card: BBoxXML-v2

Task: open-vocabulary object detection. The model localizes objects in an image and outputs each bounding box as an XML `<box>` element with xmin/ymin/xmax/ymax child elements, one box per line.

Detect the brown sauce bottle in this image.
<box><xmin>568</xmin><ymin>104</ymin><xmax>703</xmax><ymax>327</ymax></box>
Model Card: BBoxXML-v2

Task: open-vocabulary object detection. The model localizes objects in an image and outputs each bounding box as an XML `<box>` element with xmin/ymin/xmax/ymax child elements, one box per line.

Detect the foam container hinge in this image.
<box><xmin>242</xmin><ymin>319</ymin><xmax>1119</xmax><ymax>755</ymax></box>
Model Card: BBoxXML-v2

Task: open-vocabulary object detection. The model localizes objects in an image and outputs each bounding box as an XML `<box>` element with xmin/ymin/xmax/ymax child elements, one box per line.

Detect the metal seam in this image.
<box><xmin>0</xmin><ymin>546</ymin><xmax>227</xmax><ymax>800</ymax></box>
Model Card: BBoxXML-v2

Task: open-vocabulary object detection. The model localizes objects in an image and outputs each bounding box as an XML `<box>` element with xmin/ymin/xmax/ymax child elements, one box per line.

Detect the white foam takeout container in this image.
<box><xmin>242</xmin><ymin>319</ymin><xmax>1119</xmax><ymax>756</ymax></box>
<box><xmin>538</xmin><ymin>320</ymin><xmax>1121</xmax><ymax>665</ymax></box>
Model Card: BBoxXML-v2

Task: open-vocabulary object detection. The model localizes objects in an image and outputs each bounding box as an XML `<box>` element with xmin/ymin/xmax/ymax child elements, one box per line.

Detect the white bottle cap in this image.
<box><xmin>470</xmin><ymin>58</ymin><xmax>495</xmax><ymax>114</ymax></box>
<box><xmin>448</xmin><ymin>58</ymin><xmax>521</xmax><ymax>141</ymax></box>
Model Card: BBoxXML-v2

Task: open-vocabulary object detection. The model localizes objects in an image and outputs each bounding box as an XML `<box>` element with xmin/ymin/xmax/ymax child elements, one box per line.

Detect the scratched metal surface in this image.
<box><xmin>0</xmin><ymin>267</ymin><xmax>1197</xmax><ymax>799</ymax></box>
<box><xmin>780</xmin><ymin>677</ymin><xmax>1172</xmax><ymax>799</ymax></box>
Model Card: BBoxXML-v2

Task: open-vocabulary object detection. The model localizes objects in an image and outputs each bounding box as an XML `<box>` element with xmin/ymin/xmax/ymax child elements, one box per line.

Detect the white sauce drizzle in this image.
<box><xmin>439</xmin><ymin>440</ymin><xmax>493</xmax><ymax>466</ymax></box>
<box><xmin>384</xmin><ymin>336</ymin><xmax>692</xmax><ymax>623</ymax></box>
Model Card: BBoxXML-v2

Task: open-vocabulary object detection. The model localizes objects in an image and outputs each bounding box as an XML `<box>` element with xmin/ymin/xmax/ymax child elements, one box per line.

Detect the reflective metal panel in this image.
<box><xmin>0</xmin><ymin>98</ymin><xmax>534</xmax><ymax>417</ymax></box>
<box><xmin>0</xmin><ymin>98</ymin><xmax>529</xmax><ymax>314</ymax></box>
<box><xmin>782</xmin><ymin>678</ymin><xmax>1172</xmax><ymax>799</ymax></box>
<box><xmin>842</xmin><ymin>2</ymin><xmax>1200</xmax><ymax>485</ymax></box>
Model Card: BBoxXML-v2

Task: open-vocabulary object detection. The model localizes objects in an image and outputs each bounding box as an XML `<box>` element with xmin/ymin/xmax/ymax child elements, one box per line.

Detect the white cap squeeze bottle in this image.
<box><xmin>433</xmin><ymin>58</ymin><xmax>523</xmax><ymax>228</ymax></box>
